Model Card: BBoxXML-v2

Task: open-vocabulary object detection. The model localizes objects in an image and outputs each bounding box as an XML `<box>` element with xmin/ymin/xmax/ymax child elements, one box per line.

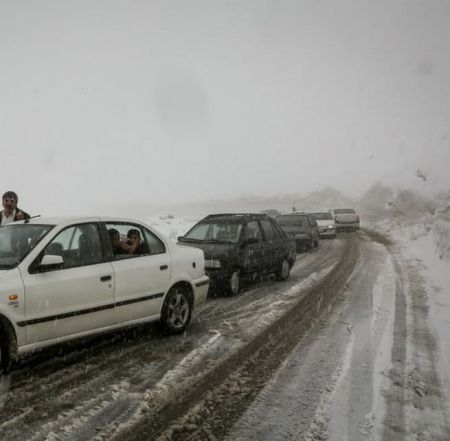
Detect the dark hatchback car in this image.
<box><xmin>178</xmin><ymin>214</ymin><xmax>296</xmax><ymax>295</ymax></box>
<box><xmin>275</xmin><ymin>212</ymin><xmax>320</xmax><ymax>252</ymax></box>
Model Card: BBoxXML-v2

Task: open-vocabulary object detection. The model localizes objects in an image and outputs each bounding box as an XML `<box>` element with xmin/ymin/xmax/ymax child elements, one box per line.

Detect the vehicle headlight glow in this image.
<box><xmin>328</xmin><ymin>225</ymin><xmax>334</xmax><ymax>229</ymax></box>
<box><xmin>205</xmin><ymin>259</ymin><xmax>222</xmax><ymax>269</ymax></box>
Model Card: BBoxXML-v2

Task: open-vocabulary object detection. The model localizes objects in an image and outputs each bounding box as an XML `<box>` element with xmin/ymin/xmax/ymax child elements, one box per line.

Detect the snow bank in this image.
<box><xmin>141</xmin><ymin>215</ymin><xmax>199</xmax><ymax>242</ymax></box>
<box><xmin>361</xmin><ymin>186</ymin><xmax>450</xmax><ymax>406</ymax></box>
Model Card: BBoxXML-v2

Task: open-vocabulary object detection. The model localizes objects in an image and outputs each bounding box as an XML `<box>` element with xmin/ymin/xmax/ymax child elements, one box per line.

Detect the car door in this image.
<box><xmin>269</xmin><ymin>218</ymin><xmax>289</xmax><ymax>267</ymax></box>
<box><xmin>241</xmin><ymin>220</ymin><xmax>265</xmax><ymax>276</ymax></box>
<box><xmin>104</xmin><ymin>222</ymin><xmax>171</xmax><ymax>323</ymax></box>
<box><xmin>22</xmin><ymin>222</ymin><xmax>115</xmax><ymax>345</ymax></box>
<box><xmin>307</xmin><ymin>215</ymin><xmax>319</xmax><ymax>243</ymax></box>
<box><xmin>259</xmin><ymin>218</ymin><xmax>281</xmax><ymax>272</ymax></box>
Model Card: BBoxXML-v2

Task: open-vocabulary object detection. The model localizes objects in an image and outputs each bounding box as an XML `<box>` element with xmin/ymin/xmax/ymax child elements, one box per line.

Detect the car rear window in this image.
<box><xmin>334</xmin><ymin>209</ymin><xmax>356</xmax><ymax>214</ymax></box>
<box><xmin>310</xmin><ymin>212</ymin><xmax>333</xmax><ymax>220</ymax></box>
<box><xmin>276</xmin><ymin>215</ymin><xmax>309</xmax><ymax>227</ymax></box>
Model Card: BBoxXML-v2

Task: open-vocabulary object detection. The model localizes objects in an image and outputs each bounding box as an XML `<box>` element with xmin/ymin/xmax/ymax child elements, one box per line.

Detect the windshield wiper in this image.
<box><xmin>180</xmin><ymin>237</ymin><xmax>201</xmax><ymax>242</ymax></box>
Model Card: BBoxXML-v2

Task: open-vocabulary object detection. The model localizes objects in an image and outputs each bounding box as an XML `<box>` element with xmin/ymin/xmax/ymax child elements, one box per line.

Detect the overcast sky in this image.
<box><xmin>1</xmin><ymin>0</ymin><xmax>449</xmax><ymax>215</ymax></box>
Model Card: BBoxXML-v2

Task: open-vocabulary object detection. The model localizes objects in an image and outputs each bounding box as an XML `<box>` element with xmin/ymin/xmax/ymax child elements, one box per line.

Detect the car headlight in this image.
<box><xmin>328</xmin><ymin>225</ymin><xmax>334</xmax><ymax>229</ymax></box>
<box><xmin>205</xmin><ymin>259</ymin><xmax>222</xmax><ymax>269</ymax></box>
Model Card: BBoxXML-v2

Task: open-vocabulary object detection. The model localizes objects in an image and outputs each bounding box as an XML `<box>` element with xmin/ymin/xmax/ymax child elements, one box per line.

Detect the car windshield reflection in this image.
<box><xmin>0</xmin><ymin>224</ymin><xmax>53</xmax><ymax>269</ymax></box>
<box><xmin>183</xmin><ymin>221</ymin><xmax>243</xmax><ymax>244</ymax></box>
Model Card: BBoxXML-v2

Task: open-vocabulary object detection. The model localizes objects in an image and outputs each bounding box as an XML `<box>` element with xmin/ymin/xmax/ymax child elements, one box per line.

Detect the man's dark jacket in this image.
<box><xmin>0</xmin><ymin>208</ymin><xmax>31</xmax><ymax>224</ymax></box>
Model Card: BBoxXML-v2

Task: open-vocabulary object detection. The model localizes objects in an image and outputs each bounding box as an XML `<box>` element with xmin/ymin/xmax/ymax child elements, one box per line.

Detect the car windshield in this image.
<box><xmin>0</xmin><ymin>224</ymin><xmax>53</xmax><ymax>269</ymax></box>
<box><xmin>334</xmin><ymin>209</ymin><xmax>355</xmax><ymax>214</ymax></box>
<box><xmin>310</xmin><ymin>212</ymin><xmax>333</xmax><ymax>220</ymax></box>
<box><xmin>183</xmin><ymin>219</ymin><xmax>243</xmax><ymax>243</ymax></box>
<box><xmin>276</xmin><ymin>215</ymin><xmax>308</xmax><ymax>227</ymax></box>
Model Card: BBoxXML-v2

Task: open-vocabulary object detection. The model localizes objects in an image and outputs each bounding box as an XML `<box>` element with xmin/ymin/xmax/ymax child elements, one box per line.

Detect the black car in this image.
<box><xmin>178</xmin><ymin>213</ymin><xmax>296</xmax><ymax>295</ymax></box>
<box><xmin>275</xmin><ymin>212</ymin><xmax>320</xmax><ymax>252</ymax></box>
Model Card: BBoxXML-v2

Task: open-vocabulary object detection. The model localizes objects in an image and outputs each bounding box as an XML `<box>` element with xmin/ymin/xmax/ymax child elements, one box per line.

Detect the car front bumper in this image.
<box><xmin>204</xmin><ymin>267</ymin><xmax>233</xmax><ymax>287</ymax></box>
<box><xmin>319</xmin><ymin>228</ymin><xmax>336</xmax><ymax>237</ymax></box>
<box><xmin>335</xmin><ymin>222</ymin><xmax>360</xmax><ymax>230</ymax></box>
<box><xmin>192</xmin><ymin>275</ymin><xmax>210</xmax><ymax>305</ymax></box>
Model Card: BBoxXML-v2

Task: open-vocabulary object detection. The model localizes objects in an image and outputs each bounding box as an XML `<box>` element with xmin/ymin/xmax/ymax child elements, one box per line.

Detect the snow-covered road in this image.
<box><xmin>1</xmin><ymin>228</ymin><xmax>449</xmax><ymax>441</ymax></box>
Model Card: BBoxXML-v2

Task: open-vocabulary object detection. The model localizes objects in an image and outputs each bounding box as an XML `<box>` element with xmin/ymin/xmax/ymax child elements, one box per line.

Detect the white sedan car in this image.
<box><xmin>0</xmin><ymin>217</ymin><xmax>209</xmax><ymax>373</ymax></box>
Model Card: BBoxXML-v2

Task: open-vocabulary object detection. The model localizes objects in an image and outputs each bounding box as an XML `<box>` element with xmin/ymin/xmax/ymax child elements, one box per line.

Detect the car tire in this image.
<box><xmin>276</xmin><ymin>259</ymin><xmax>290</xmax><ymax>281</ymax></box>
<box><xmin>0</xmin><ymin>328</ymin><xmax>11</xmax><ymax>375</ymax></box>
<box><xmin>160</xmin><ymin>285</ymin><xmax>192</xmax><ymax>334</ymax></box>
<box><xmin>228</xmin><ymin>269</ymin><xmax>240</xmax><ymax>296</ymax></box>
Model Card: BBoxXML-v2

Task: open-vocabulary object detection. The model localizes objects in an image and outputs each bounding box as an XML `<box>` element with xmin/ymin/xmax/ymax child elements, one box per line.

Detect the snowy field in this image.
<box><xmin>365</xmin><ymin>192</ymin><xmax>450</xmax><ymax>407</ymax></box>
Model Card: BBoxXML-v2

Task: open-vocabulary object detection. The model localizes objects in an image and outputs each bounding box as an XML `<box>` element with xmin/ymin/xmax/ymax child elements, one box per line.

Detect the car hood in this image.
<box><xmin>0</xmin><ymin>269</ymin><xmax>16</xmax><ymax>279</ymax></box>
<box><xmin>178</xmin><ymin>241</ymin><xmax>238</xmax><ymax>260</ymax></box>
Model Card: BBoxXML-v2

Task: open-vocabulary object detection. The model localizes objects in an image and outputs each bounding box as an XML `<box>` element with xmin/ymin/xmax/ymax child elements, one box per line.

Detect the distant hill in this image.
<box><xmin>358</xmin><ymin>183</ymin><xmax>436</xmax><ymax>223</ymax></box>
<box><xmin>113</xmin><ymin>187</ymin><xmax>358</xmax><ymax>217</ymax></box>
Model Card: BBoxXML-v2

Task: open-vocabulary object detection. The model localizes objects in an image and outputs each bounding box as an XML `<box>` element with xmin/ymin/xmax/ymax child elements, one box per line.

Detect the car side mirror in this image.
<box><xmin>39</xmin><ymin>254</ymin><xmax>64</xmax><ymax>270</ymax></box>
<box><xmin>177</xmin><ymin>236</ymin><xmax>185</xmax><ymax>241</ymax></box>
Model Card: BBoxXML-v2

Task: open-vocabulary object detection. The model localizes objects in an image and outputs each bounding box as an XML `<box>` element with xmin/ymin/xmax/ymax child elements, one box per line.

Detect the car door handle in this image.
<box><xmin>100</xmin><ymin>275</ymin><xmax>112</xmax><ymax>282</ymax></box>
<box><xmin>160</xmin><ymin>265</ymin><xmax>168</xmax><ymax>271</ymax></box>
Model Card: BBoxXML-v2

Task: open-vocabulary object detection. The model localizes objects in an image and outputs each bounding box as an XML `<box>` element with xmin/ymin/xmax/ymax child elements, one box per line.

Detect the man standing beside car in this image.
<box><xmin>0</xmin><ymin>191</ymin><xmax>30</xmax><ymax>225</ymax></box>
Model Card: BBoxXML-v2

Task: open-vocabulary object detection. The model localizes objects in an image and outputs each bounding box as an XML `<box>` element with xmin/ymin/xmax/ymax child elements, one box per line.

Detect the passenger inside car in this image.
<box><xmin>108</xmin><ymin>228</ymin><xmax>130</xmax><ymax>255</ymax></box>
<box><xmin>126</xmin><ymin>229</ymin><xmax>149</xmax><ymax>255</ymax></box>
<box><xmin>108</xmin><ymin>227</ymin><xmax>149</xmax><ymax>257</ymax></box>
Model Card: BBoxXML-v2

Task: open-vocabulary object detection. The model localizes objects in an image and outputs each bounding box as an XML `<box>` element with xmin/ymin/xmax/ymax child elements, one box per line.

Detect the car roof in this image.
<box><xmin>277</xmin><ymin>212</ymin><xmax>309</xmax><ymax>216</ymax></box>
<box><xmin>15</xmin><ymin>216</ymin><xmax>150</xmax><ymax>227</ymax></box>
<box><xmin>204</xmin><ymin>213</ymin><xmax>269</xmax><ymax>220</ymax></box>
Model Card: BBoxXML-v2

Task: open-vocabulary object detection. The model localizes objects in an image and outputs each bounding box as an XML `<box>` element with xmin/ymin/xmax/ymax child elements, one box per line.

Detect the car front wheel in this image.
<box><xmin>276</xmin><ymin>258</ymin><xmax>290</xmax><ymax>281</ymax></box>
<box><xmin>160</xmin><ymin>286</ymin><xmax>192</xmax><ymax>334</ymax></box>
<box><xmin>228</xmin><ymin>269</ymin><xmax>240</xmax><ymax>296</ymax></box>
<box><xmin>0</xmin><ymin>329</ymin><xmax>11</xmax><ymax>375</ymax></box>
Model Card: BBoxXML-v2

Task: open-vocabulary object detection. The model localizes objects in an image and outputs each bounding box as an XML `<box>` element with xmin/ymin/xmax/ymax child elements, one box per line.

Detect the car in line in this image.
<box><xmin>275</xmin><ymin>212</ymin><xmax>320</xmax><ymax>252</ymax></box>
<box><xmin>0</xmin><ymin>217</ymin><xmax>209</xmax><ymax>373</ymax></box>
<box><xmin>309</xmin><ymin>211</ymin><xmax>336</xmax><ymax>239</ymax></box>
<box><xmin>178</xmin><ymin>213</ymin><xmax>296</xmax><ymax>296</ymax></box>
<box><xmin>332</xmin><ymin>208</ymin><xmax>360</xmax><ymax>231</ymax></box>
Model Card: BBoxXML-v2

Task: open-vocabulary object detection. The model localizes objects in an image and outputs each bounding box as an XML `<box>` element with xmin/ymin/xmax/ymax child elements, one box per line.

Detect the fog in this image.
<box><xmin>1</xmin><ymin>0</ymin><xmax>449</xmax><ymax>216</ymax></box>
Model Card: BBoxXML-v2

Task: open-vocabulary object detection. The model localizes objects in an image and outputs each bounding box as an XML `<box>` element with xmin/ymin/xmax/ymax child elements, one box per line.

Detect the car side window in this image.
<box><xmin>43</xmin><ymin>223</ymin><xmax>103</xmax><ymax>269</ymax></box>
<box><xmin>106</xmin><ymin>223</ymin><xmax>151</xmax><ymax>260</ymax></box>
<box><xmin>260</xmin><ymin>220</ymin><xmax>275</xmax><ymax>241</ymax></box>
<box><xmin>269</xmin><ymin>220</ymin><xmax>284</xmax><ymax>239</ymax></box>
<box><xmin>142</xmin><ymin>228</ymin><xmax>166</xmax><ymax>255</ymax></box>
<box><xmin>246</xmin><ymin>221</ymin><xmax>263</xmax><ymax>242</ymax></box>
